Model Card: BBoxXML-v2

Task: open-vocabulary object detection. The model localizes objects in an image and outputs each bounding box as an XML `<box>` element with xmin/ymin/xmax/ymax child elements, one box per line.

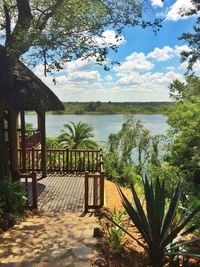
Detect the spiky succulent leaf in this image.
<box><xmin>117</xmin><ymin>185</ymin><xmax>152</xmax><ymax>247</ymax></box>
<box><xmin>161</xmin><ymin>205</ymin><xmax>200</xmax><ymax>249</ymax></box>
<box><xmin>160</xmin><ymin>182</ymin><xmax>181</xmax><ymax>248</ymax></box>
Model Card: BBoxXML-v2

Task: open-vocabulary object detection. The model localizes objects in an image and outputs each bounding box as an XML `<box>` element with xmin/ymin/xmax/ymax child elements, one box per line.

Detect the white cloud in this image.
<box><xmin>166</xmin><ymin>66</ymin><xmax>175</xmax><ymax>71</ymax></box>
<box><xmin>166</xmin><ymin>0</ymin><xmax>196</xmax><ymax>21</ymax></box>
<box><xmin>32</xmin><ymin>44</ymin><xmax>188</xmax><ymax>102</ymax></box>
<box><xmin>93</xmin><ymin>30</ymin><xmax>126</xmax><ymax>47</ymax></box>
<box><xmin>63</xmin><ymin>58</ymin><xmax>95</xmax><ymax>72</ymax></box>
<box><xmin>117</xmin><ymin>71</ymin><xmax>183</xmax><ymax>87</ymax></box>
<box><xmin>147</xmin><ymin>46</ymin><xmax>174</xmax><ymax>61</ymax></box>
<box><xmin>151</xmin><ymin>0</ymin><xmax>164</xmax><ymax>8</ymax></box>
<box><xmin>105</xmin><ymin>75</ymin><xmax>112</xmax><ymax>81</ymax></box>
<box><xmin>115</xmin><ymin>52</ymin><xmax>154</xmax><ymax>74</ymax></box>
<box><xmin>147</xmin><ymin>45</ymin><xmax>190</xmax><ymax>62</ymax></box>
<box><xmin>69</xmin><ymin>70</ymin><xmax>100</xmax><ymax>82</ymax></box>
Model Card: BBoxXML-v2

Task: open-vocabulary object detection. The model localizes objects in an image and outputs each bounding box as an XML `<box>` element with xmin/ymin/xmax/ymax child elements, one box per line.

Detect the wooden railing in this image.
<box><xmin>19</xmin><ymin>131</ymin><xmax>40</xmax><ymax>148</ymax></box>
<box><xmin>18</xmin><ymin>147</ymin><xmax>103</xmax><ymax>173</ymax></box>
<box><xmin>84</xmin><ymin>149</ymin><xmax>104</xmax><ymax>212</ymax></box>
<box><xmin>18</xmin><ymin>147</ymin><xmax>104</xmax><ymax>212</ymax></box>
<box><xmin>20</xmin><ymin>172</ymin><xmax>38</xmax><ymax>209</ymax></box>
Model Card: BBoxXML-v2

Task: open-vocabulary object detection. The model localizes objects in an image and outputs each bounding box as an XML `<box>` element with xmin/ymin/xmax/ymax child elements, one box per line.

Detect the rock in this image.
<box><xmin>93</xmin><ymin>227</ymin><xmax>103</xmax><ymax>238</ymax></box>
<box><xmin>71</xmin><ymin>245</ymin><xmax>94</xmax><ymax>261</ymax></box>
<box><xmin>83</xmin><ymin>237</ymin><xmax>98</xmax><ymax>246</ymax></box>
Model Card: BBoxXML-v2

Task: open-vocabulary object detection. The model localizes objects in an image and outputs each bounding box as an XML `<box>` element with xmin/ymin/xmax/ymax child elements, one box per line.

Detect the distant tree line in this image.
<box><xmin>49</xmin><ymin>101</ymin><xmax>174</xmax><ymax>115</ymax></box>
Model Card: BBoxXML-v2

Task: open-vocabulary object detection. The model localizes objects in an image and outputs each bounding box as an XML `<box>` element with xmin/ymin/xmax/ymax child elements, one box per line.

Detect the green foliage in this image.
<box><xmin>118</xmin><ymin>175</ymin><xmax>200</xmax><ymax>267</ymax></box>
<box><xmin>166</xmin><ymin>97</ymin><xmax>200</xmax><ymax>187</ymax></box>
<box><xmin>102</xmin><ymin>209</ymin><xmax>129</xmax><ymax>255</ymax></box>
<box><xmin>179</xmin><ymin>1</ymin><xmax>200</xmax><ymax>71</ymax></box>
<box><xmin>166</xmin><ymin>75</ymin><xmax>200</xmax><ymax>190</ymax></box>
<box><xmin>46</xmin><ymin>137</ymin><xmax>61</xmax><ymax>148</ymax></box>
<box><xmin>25</xmin><ymin>122</ymin><xmax>34</xmax><ymax>133</ymax></box>
<box><xmin>0</xmin><ymin>176</ymin><xmax>26</xmax><ymax>215</ymax></box>
<box><xmin>58</xmin><ymin>121</ymin><xmax>97</xmax><ymax>149</ymax></box>
<box><xmin>169</xmin><ymin>75</ymin><xmax>200</xmax><ymax>101</ymax></box>
<box><xmin>104</xmin><ymin>116</ymin><xmax>162</xmax><ymax>186</ymax></box>
<box><xmin>104</xmin><ymin>152</ymin><xmax>140</xmax><ymax>186</ymax></box>
<box><xmin>146</xmin><ymin>164</ymin><xmax>184</xmax><ymax>197</ymax></box>
<box><xmin>178</xmin><ymin>194</ymin><xmax>200</xmax><ymax>237</ymax></box>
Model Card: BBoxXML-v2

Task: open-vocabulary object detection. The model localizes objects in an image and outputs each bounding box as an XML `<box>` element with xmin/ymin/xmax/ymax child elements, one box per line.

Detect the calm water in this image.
<box><xmin>25</xmin><ymin>114</ymin><xmax>168</xmax><ymax>142</ymax></box>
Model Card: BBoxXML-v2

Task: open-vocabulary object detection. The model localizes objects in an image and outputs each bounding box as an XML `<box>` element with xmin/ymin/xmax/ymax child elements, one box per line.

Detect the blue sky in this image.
<box><xmin>33</xmin><ymin>0</ymin><xmax>200</xmax><ymax>102</ymax></box>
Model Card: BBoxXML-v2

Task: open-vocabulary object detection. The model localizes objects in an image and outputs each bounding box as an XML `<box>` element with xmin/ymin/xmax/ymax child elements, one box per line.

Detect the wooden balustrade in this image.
<box><xmin>18</xmin><ymin>147</ymin><xmax>104</xmax><ymax>212</ymax></box>
<box><xmin>18</xmin><ymin>147</ymin><xmax>102</xmax><ymax>173</ymax></box>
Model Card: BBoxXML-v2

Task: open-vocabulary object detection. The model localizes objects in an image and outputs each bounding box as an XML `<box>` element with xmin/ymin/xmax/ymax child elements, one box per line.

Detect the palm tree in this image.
<box><xmin>58</xmin><ymin>121</ymin><xmax>97</xmax><ymax>149</ymax></box>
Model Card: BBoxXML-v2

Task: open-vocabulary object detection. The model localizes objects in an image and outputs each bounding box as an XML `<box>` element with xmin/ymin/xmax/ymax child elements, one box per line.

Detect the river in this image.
<box><xmin>25</xmin><ymin>114</ymin><xmax>168</xmax><ymax>142</ymax></box>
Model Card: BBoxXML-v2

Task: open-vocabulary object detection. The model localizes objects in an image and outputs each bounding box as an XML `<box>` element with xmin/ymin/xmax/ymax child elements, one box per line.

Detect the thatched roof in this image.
<box><xmin>10</xmin><ymin>62</ymin><xmax>64</xmax><ymax>112</ymax></box>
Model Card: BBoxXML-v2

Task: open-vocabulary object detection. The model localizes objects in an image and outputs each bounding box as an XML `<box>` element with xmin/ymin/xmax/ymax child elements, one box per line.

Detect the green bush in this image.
<box><xmin>0</xmin><ymin>176</ymin><xmax>26</xmax><ymax>215</ymax></box>
<box><xmin>104</xmin><ymin>153</ymin><xmax>141</xmax><ymax>186</ymax></box>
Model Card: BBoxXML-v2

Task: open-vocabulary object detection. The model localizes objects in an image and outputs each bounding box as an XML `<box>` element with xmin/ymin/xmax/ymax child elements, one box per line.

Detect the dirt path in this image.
<box><xmin>0</xmin><ymin>212</ymin><xmax>99</xmax><ymax>267</ymax></box>
<box><xmin>105</xmin><ymin>180</ymin><xmax>132</xmax><ymax>211</ymax></box>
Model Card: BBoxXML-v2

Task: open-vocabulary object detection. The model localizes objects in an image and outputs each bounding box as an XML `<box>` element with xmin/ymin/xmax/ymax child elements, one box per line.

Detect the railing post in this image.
<box><xmin>20</xmin><ymin>111</ymin><xmax>26</xmax><ymax>172</ymax></box>
<box><xmin>100</xmin><ymin>171</ymin><xmax>104</xmax><ymax>207</ymax></box>
<box><xmin>25</xmin><ymin>177</ymin><xmax>29</xmax><ymax>207</ymax></box>
<box><xmin>85</xmin><ymin>171</ymin><xmax>89</xmax><ymax>212</ymax></box>
<box><xmin>93</xmin><ymin>177</ymin><xmax>98</xmax><ymax>206</ymax></box>
<box><xmin>66</xmin><ymin>147</ymin><xmax>69</xmax><ymax>172</ymax></box>
<box><xmin>32</xmin><ymin>172</ymin><xmax>38</xmax><ymax>209</ymax></box>
<box><xmin>31</xmin><ymin>147</ymin><xmax>35</xmax><ymax>171</ymax></box>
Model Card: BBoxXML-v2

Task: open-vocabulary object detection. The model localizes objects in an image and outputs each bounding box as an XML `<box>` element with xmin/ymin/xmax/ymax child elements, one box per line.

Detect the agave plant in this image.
<box><xmin>117</xmin><ymin>176</ymin><xmax>200</xmax><ymax>267</ymax></box>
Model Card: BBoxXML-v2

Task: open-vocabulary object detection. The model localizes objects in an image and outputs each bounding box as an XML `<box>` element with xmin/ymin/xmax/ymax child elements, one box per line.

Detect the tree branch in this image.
<box><xmin>6</xmin><ymin>0</ymin><xmax>33</xmax><ymax>59</ymax></box>
<box><xmin>3</xmin><ymin>2</ymin><xmax>11</xmax><ymax>45</ymax></box>
<box><xmin>35</xmin><ymin>0</ymin><xmax>64</xmax><ymax>33</ymax></box>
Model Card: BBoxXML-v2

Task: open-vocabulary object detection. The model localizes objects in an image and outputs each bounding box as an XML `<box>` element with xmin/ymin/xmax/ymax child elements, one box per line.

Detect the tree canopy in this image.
<box><xmin>179</xmin><ymin>0</ymin><xmax>200</xmax><ymax>71</ymax></box>
<box><xmin>0</xmin><ymin>0</ymin><xmax>160</xmax><ymax>73</ymax></box>
<box><xmin>169</xmin><ymin>75</ymin><xmax>200</xmax><ymax>101</ymax></box>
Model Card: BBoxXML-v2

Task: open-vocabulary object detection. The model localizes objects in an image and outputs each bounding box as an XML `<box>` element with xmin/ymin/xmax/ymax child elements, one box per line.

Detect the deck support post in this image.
<box><xmin>8</xmin><ymin>109</ymin><xmax>19</xmax><ymax>180</ymax></box>
<box><xmin>84</xmin><ymin>171</ymin><xmax>89</xmax><ymax>212</ymax></box>
<box><xmin>39</xmin><ymin>111</ymin><xmax>47</xmax><ymax>178</ymax></box>
<box><xmin>20</xmin><ymin>111</ymin><xmax>26</xmax><ymax>172</ymax></box>
<box><xmin>32</xmin><ymin>172</ymin><xmax>38</xmax><ymax>209</ymax></box>
<box><xmin>100</xmin><ymin>171</ymin><xmax>105</xmax><ymax>207</ymax></box>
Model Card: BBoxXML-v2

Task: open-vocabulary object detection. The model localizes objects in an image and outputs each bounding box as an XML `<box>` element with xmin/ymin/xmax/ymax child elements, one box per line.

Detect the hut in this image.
<box><xmin>5</xmin><ymin>61</ymin><xmax>64</xmax><ymax>179</ymax></box>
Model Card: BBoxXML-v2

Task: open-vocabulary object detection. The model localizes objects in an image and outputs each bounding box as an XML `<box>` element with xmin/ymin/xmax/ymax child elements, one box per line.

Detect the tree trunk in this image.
<box><xmin>8</xmin><ymin>109</ymin><xmax>19</xmax><ymax>180</ymax></box>
<box><xmin>39</xmin><ymin>112</ymin><xmax>47</xmax><ymax>178</ymax></box>
<box><xmin>0</xmin><ymin>99</ymin><xmax>10</xmax><ymax>178</ymax></box>
<box><xmin>0</xmin><ymin>46</ymin><xmax>15</xmax><ymax>179</ymax></box>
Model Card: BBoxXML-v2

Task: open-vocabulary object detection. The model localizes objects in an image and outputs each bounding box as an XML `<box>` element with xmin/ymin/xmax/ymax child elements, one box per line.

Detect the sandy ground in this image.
<box><xmin>104</xmin><ymin>179</ymin><xmax>133</xmax><ymax>211</ymax></box>
<box><xmin>0</xmin><ymin>212</ymin><xmax>99</xmax><ymax>267</ymax></box>
<box><xmin>0</xmin><ymin>179</ymin><xmax>138</xmax><ymax>267</ymax></box>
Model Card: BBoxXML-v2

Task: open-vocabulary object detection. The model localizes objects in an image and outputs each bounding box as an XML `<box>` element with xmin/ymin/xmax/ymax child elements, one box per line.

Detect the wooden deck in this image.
<box><xmin>26</xmin><ymin>175</ymin><xmax>93</xmax><ymax>212</ymax></box>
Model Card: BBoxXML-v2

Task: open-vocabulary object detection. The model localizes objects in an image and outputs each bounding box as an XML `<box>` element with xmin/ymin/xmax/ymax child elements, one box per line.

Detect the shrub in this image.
<box><xmin>102</xmin><ymin>209</ymin><xmax>129</xmax><ymax>255</ymax></box>
<box><xmin>0</xmin><ymin>176</ymin><xmax>26</xmax><ymax>215</ymax></box>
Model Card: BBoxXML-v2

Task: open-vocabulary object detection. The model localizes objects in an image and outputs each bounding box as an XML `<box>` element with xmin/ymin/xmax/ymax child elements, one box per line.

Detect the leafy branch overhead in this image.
<box><xmin>0</xmin><ymin>0</ymin><xmax>162</xmax><ymax>73</ymax></box>
<box><xmin>179</xmin><ymin>0</ymin><xmax>200</xmax><ymax>71</ymax></box>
